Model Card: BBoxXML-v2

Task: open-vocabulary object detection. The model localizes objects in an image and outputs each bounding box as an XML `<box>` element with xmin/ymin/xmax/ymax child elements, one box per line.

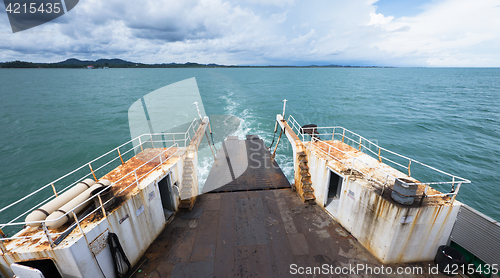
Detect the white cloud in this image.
<box><xmin>0</xmin><ymin>0</ymin><xmax>499</xmax><ymax>66</ymax></box>
<box><xmin>369</xmin><ymin>0</ymin><xmax>500</xmax><ymax>66</ymax></box>
<box><xmin>367</xmin><ymin>12</ymin><xmax>394</xmax><ymax>26</ymax></box>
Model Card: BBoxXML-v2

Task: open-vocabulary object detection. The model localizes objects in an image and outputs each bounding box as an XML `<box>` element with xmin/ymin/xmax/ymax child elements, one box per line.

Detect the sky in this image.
<box><xmin>1</xmin><ymin>0</ymin><xmax>500</xmax><ymax>67</ymax></box>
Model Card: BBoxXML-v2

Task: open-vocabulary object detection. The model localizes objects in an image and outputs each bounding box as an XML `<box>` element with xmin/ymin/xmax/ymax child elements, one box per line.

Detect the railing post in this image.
<box><xmin>88</xmin><ymin>163</ymin><xmax>97</xmax><ymax>181</ymax></box>
<box><xmin>139</xmin><ymin>137</ymin><xmax>144</xmax><ymax>152</ymax></box>
<box><xmin>408</xmin><ymin>160</ymin><xmax>412</xmax><ymax>177</ymax></box>
<box><xmin>358</xmin><ymin>137</ymin><xmax>362</xmax><ymax>150</ymax></box>
<box><xmin>0</xmin><ymin>239</ymin><xmax>6</xmax><ymax>254</ymax></box>
<box><xmin>97</xmin><ymin>194</ymin><xmax>107</xmax><ymax>219</ymax></box>
<box><xmin>450</xmin><ymin>182</ymin><xmax>462</xmax><ymax>204</ymax></box>
<box><xmin>117</xmin><ymin>148</ymin><xmax>124</xmax><ymax>165</ymax></box>
<box><xmin>150</xmin><ymin>134</ymin><xmax>154</xmax><ymax>148</ymax></box>
<box><xmin>51</xmin><ymin>183</ymin><xmax>58</xmax><ymax>197</ymax></box>
<box><xmin>41</xmin><ymin>222</ymin><xmax>55</xmax><ymax>248</ymax></box>
<box><xmin>378</xmin><ymin>148</ymin><xmax>382</xmax><ymax>163</ymax></box>
<box><xmin>332</xmin><ymin>127</ymin><xmax>336</xmax><ymax>141</ymax></box>
<box><xmin>134</xmin><ymin>170</ymin><xmax>139</xmax><ymax>187</ymax></box>
<box><xmin>72</xmin><ymin>211</ymin><xmax>90</xmax><ymax>246</ymax></box>
<box><xmin>342</xmin><ymin>129</ymin><xmax>345</xmax><ymax>143</ymax></box>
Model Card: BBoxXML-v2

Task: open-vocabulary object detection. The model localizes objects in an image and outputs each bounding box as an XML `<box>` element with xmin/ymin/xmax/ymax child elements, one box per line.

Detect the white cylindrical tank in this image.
<box><xmin>45</xmin><ymin>179</ymin><xmax>111</xmax><ymax>229</ymax></box>
<box><xmin>25</xmin><ymin>179</ymin><xmax>96</xmax><ymax>227</ymax></box>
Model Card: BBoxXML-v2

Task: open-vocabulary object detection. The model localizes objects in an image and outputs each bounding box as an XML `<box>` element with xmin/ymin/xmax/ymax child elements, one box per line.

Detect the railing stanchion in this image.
<box><xmin>0</xmin><ymin>239</ymin><xmax>7</xmax><ymax>254</ymax></box>
<box><xmin>359</xmin><ymin>137</ymin><xmax>362</xmax><ymax>150</ymax></box>
<box><xmin>378</xmin><ymin>148</ymin><xmax>382</xmax><ymax>163</ymax></box>
<box><xmin>88</xmin><ymin>163</ymin><xmax>97</xmax><ymax>181</ymax></box>
<box><xmin>332</xmin><ymin>127</ymin><xmax>336</xmax><ymax>141</ymax></box>
<box><xmin>450</xmin><ymin>182</ymin><xmax>462</xmax><ymax>204</ymax></box>
<box><xmin>408</xmin><ymin>160</ymin><xmax>412</xmax><ymax>177</ymax></box>
<box><xmin>51</xmin><ymin>183</ymin><xmax>58</xmax><ymax>197</ymax></box>
<box><xmin>41</xmin><ymin>222</ymin><xmax>55</xmax><ymax>248</ymax></box>
<box><xmin>72</xmin><ymin>211</ymin><xmax>90</xmax><ymax>245</ymax></box>
<box><xmin>118</xmin><ymin>148</ymin><xmax>124</xmax><ymax>165</ymax></box>
<box><xmin>150</xmin><ymin>134</ymin><xmax>154</xmax><ymax>148</ymax></box>
<box><xmin>139</xmin><ymin>137</ymin><xmax>144</xmax><ymax>152</ymax></box>
<box><xmin>134</xmin><ymin>170</ymin><xmax>139</xmax><ymax>187</ymax></box>
<box><xmin>97</xmin><ymin>194</ymin><xmax>107</xmax><ymax>219</ymax></box>
<box><xmin>342</xmin><ymin>129</ymin><xmax>345</xmax><ymax>143</ymax></box>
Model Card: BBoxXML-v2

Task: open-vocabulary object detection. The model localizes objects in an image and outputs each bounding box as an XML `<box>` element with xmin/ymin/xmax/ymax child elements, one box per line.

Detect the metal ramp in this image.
<box><xmin>201</xmin><ymin>135</ymin><xmax>290</xmax><ymax>193</ymax></box>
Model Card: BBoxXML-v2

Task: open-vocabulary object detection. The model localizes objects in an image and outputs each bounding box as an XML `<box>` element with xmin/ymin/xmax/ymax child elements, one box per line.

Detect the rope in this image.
<box><xmin>266</xmin><ymin>120</ymin><xmax>279</xmax><ymax>150</ymax></box>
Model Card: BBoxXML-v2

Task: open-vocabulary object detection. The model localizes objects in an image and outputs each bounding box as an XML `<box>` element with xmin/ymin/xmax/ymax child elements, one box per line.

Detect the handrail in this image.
<box><xmin>0</xmin><ymin>119</ymin><xmax>201</xmax><ymax>241</ymax></box>
<box><xmin>0</xmin><ymin>144</ymin><xmax>179</xmax><ymax>251</ymax></box>
<box><xmin>286</xmin><ymin>115</ymin><xmax>470</xmax><ymax>199</ymax></box>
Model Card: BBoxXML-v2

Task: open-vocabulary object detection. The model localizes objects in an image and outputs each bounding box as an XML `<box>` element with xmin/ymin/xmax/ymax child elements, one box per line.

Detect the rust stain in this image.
<box><xmin>3</xmin><ymin>147</ymin><xmax>180</xmax><ymax>253</ymax></box>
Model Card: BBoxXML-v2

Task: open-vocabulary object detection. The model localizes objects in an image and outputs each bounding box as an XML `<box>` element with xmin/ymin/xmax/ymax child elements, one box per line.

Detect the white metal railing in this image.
<box><xmin>0</xmin><ymin>118</ymin><xmax>201</xmax><ymax>251</ymax></box>
<box><xmin>287</xmin><ymin>115</ymin><xmax>471</xmax><ymax>201</ymax></box>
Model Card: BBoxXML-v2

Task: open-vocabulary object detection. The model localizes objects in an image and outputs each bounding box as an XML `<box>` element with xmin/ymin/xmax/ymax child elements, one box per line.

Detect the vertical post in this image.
<box><xmin>358</xmin><ymin>137</ymin><xmax>362</xmax><ymax>150</ymax></box>
<box><xmin>88</xmin><ymin>163</ymin><xmax>97</xmax><ymax>181</ymax></box>
<box><xmin>72</xmin><ymin>211</ymin><xmax>89</xmax><ymax>246</ymax></box>
<box><xmin>97</xmin><ymin>194</ymin><xmax>107</xmax><ymax>219</ymax></box>
<box><xmin>51</xmin><ymin>183</ymin><xmax>58</xmax><ymax>197</ymax></box>
<box><xmin>139</xmin><ymin>137</ymin><xmax>144</xmax><ymax>152</ymax></box>
<box><xmin>408</xmin><ymin>160</ymin><xmax>412</xmax><ymax>177</ymax></box>
<box><xmin>450</xmin><ymin>182</ymin><xmax>462</xmax><ymax>204</ymax></box>
<box><xmin>0</xmin><ymin>239</ymin><xmax>6</xmax><ymax>254</ymax></box>
<box><xmin>378</xmin><ymin>148</ymin><xmax>382</xmax><ymax>163</ymax></box>
<box><xmin>41</xmin><ymin>222</ymin><xmax>55</xmax><ymax>248</ymax></box>
<box><xmin>117</xmin><ymin>148</ymin><xmax>124</xmax><ymax>165</ymax></box>
<box><xmin>342</xmin><ymin>129</ymin><xmax>345</xmax><ymax>143</ymax></box>
<box><xmin>134</xmin><ymin>170</ymin><xmax>139</xmax><ymax>187</ymax></box>
<box><xmin>0</xmin><ymin>228</ymin><xmax>7</xmax><ymax>254</ymax></box>
<box><xmin>332</xmin><ymin>127</ymin><xmax>336</xmax><ymax>141</ymax></box>
<box><xmin>328</xmin><ymin>145</ymin><xmax>331</xmax><ymax>156</ymax></box>
<box><xmin>150</xmin><ymin>134</ymin><xmax>154</xmax><ymax>148</ymax></box>
<box><xmin>282</xmin><ymin>99</ymin><xmax>288</xmax><ymax>118</ymax></box>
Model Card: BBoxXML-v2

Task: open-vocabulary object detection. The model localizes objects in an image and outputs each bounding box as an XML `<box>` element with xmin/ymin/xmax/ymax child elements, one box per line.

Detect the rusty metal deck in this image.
<box><xmin>131</xmin><ymin>189</ymin><xmax>445</xmax><ymax>278</ymax></box>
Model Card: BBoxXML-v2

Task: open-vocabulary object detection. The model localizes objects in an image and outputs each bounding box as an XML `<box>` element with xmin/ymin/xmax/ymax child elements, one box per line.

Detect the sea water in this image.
<box><xmin>0</xmin><ymin>68</ymin><xmax>498</xmax><ymax>223</ymax></box>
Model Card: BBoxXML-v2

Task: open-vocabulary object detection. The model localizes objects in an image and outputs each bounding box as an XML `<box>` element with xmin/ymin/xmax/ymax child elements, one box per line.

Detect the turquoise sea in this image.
<box><xmin>0</xmin><ymin>68</ymin><xmax>499</xmax><ymax>223</ymax></box>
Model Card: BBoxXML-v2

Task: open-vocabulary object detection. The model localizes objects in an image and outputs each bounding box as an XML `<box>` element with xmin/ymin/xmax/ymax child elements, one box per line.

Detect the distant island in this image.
<box><xmin>0</xmin><ymin>58</ymin><xmax>389</xmax><ymax>69</ymax></box>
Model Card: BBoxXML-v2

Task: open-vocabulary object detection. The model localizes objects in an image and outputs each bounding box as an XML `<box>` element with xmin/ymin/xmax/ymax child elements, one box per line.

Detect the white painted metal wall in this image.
<box><xmin>306</xmin><ymin>149</ymin><xmax>462</xmax><ymax>263</ymax></box>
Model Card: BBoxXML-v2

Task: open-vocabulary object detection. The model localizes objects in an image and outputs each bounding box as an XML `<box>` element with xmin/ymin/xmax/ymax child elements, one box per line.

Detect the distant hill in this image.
<box><xmin>0</xmin><ymin>58</ymin><xmax>388</xmax><ymax>68</ymax></box>
<box><xmin>55</xmin><ymin>58</ymin><xmax>137</xmax><ymax>66</ymax></box>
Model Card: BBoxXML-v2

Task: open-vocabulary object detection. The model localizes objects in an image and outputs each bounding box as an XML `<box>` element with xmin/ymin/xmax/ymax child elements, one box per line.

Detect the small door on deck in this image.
<box><xmin>157</xmin><ymin>174</ymin><xmax>175</xmax><ymax>217</ymax></box>
<box><xmin>325</xmin><ymin>170</ymin><xmax>344</xmax><ymax>217</ymax></box>
<box><xmin>328</xmin><ymin>170</ymin><xmax>343</xmax><ymax>199</ymax></box>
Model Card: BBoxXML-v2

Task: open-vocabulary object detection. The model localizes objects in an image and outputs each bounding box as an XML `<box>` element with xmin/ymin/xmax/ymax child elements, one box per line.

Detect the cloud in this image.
<box><xmin>369</xmin><ymin>0</ymin><xmax>500</xmax><ymax>66</ymax></box>
<box><xmin>0</xmin><ymin>0</ymin><xmax>499</xmax><ymax>66</ymax></box>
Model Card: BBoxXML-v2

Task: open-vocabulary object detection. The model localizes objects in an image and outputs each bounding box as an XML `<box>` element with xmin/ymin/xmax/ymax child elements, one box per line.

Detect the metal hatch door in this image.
<box><xmin>157</xmin><ymin>174</ymin><xmax>175</xmax><ymax>219</ymax></box>
<box><xmin>11</xmin><ymin>263</ymin><xmax>46</xmax><ymax>278</ymax></box>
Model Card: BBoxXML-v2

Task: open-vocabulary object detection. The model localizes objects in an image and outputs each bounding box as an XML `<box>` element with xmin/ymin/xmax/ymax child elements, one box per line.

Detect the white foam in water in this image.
<box><xmin>197</xmin><ymin>89</ymin><xmax>295</xmax><ymax>192</ymax></box>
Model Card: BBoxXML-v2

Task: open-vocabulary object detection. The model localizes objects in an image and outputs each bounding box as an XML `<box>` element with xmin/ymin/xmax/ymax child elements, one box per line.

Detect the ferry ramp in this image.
<box><xmin>130</xmin><ymin>136</ymin><xmax>447</xmax><ymax>278</ymax></box>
